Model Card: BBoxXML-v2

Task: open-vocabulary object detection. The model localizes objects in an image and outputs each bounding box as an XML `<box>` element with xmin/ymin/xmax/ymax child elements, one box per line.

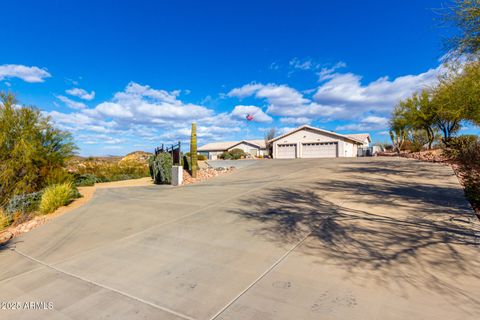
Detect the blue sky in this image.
<box><xmin>1</xmin><ymin>0</ymin><xmax>478</xmax><ymax>156</ymax></box>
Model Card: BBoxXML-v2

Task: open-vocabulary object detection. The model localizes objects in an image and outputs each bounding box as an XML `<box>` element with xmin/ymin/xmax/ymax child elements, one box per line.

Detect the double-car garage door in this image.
<box><xmin>277</xmin><ymin>142</ymin><xmax>338</xmax><ymax>159</ymax></box>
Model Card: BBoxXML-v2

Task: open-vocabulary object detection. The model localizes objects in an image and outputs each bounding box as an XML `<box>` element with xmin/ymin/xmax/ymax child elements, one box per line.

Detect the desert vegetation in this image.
<box><xmin>0</xmin><ymin>92</ymin><xmax>80</xmax><ymax>229</ymax></box>
<box><xmin>0</xmin><ymin>92</ymin><xmax>151</xmax><ymax>231</ymax></box>
<box><xmin>219</xmin><ymin>148</ymin><xmax>246</xmax><ymax>160</ymax></box>
<box><xmin>69</xmin><ymin>156</ymin><xmax>150</xmax><ymax>185</ymax></box>
<box><xmin>388</xmin><ymin>0</ymin><xmax>480</xmax><ymax>212</ymax></box>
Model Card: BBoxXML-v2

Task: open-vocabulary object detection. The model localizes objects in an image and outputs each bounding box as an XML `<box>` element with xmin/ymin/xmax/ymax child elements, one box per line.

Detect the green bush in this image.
<box><xmin>148</xmin><ymin>155</ymin><xmax>155</xmax><ymax>179</ymax></box>
<box><xmin>220</xmin><ymin>151</ymin><xmax>232</xmax><ymax>160</ymax></box>
<box><xmin>182</xmin><ymin>155</ymin><xmax>191</xmax><ymax>171</ymax></box>
<box><xmin>73</xmin><ymin>174</ymin><xmax>97</xmax><ymax>186</ymax></box>
<box><xmin>197</xmin><ymin>154</ymin><xmax>207</xmax><ymax>161</ymax></box>
<box><xmin>3</xmin><ymin>191</ymin><xmax>43</xmax><ymax>222</ymax></box>
<box><xmin>464</xmin><ymin>176</ymin><xmax>480</xmax><ymax>211</ymax></box>
<box><xmin>445</xmin><ymin>135</ymin><xmax>480</xmax><ymax>211</ymax></box>
<box><xmin>44</xmin><ymin>167</ymin><xmax>74</xmax><ymax>186</ymax></box>
<box><xmin>220</xmin><ymin>148</ymin><xmax>245</xmax><ymax>160</ymax></box>
<box><xmin>229</xmin><ymin>148</ymin><xmax>245</xmax><ymax>159</ymax></box>
<box><xmin>39</xmin><ymin>183</ymin><xmax>80</xmax><ymax>214</ymax></box>
<box><xmin>152</xmin><ymin>152</ymin><xmax>172</xmax><ymax>184</ymax></box>
<box><xmin>0</xmin><ymin>92</ymin><xmax>77</xmax><ymax>206</ymax></box>
<box><xmin>445</xmin><ymin>135</ymin><xmax>480</xmax><ymax>162</ymax></box>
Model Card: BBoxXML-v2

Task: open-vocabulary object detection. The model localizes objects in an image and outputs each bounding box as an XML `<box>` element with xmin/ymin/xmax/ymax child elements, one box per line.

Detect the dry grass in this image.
<box><xmin>39</xmin><ymin>183</ymin><xmax>79</xmax><ymax>214</ymax></box>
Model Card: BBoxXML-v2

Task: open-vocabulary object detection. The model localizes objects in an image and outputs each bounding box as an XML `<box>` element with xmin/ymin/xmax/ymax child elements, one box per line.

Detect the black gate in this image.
<box><xmin>155</xmin><ymin>142</ymin><xmax>181</xmax><ymax>165</ymax></box>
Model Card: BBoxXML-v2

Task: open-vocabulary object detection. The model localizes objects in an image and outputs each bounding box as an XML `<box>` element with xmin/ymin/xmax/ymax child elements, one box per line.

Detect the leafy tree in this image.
<box><xmin>443</xmin><ymin>0</ymin><xmax>480</xmax><ymax>59</ymax></box>
<box><xmin>0</xmin><ymin>92</ymin><xmax>76</xmax><ymax>205</ymax></box>
<box><xmin>446</xmin><ymin>60</ymin><xmax>480</xmax><ymax>125</ymax></box>
<box><xmin>430</xmin><ymin>66</ymin><xmax>471</xmax><ymax>144</ymax></box>
<box><xmin>264</xmin><ymin>128</ymin><xmax>276</xmax><ymax>156</ymax></box>
<box><xmin>401</xmin><ymin>90</ymin><xmax>438</xmax><ymax>149</ymax></box>
<box><xmin>408</xmin><ymin>129</ymin><xmax>431</xmax><ymax>152</ymax></box>
<box><xmin>389</xmin><ymin>103</ymin><xmax>410</xmax><ymax>153</ymax></box>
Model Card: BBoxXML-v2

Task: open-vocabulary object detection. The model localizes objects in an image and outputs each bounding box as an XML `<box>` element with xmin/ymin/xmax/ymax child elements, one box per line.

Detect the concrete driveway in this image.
<box><xmin>1</xmin><ymin>158</ymin><xmax>479</xmax><ymax>320</ymax></box>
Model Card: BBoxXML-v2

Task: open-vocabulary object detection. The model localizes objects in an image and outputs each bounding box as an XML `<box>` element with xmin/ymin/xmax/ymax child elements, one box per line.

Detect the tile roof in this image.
<box><xmin>198</xmin><ymin>139</ymin><xmax>266</xmax><ymax>151</ymax></box>
<box><xmin>345</xmin><ymin>133</ymin><xmax>371</xmax><ymax>143</ymax></box>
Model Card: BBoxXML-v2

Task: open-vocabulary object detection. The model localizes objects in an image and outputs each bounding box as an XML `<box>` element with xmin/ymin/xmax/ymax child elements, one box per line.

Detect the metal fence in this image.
<box><xmin>155</xmin><ymin>142</ymin><xmax>181</xmax><ymax>165</ymax></box>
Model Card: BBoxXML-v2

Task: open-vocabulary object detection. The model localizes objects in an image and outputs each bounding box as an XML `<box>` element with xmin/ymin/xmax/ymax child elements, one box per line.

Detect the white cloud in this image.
<box><xmin>230</xmin><ymin>105</ymin><xmax>272</xmax><ymax>122</ymax></box>
<box><xmin>289</xmin><ymin>58</ymin><xmax>315</xmax><ymax>70</ymax></box>
<box><xmin>278</xmin><ymin>127</ymin><xmax>296</xmax><ymax>135</ymax></box>
<box><xmin>280</xmin><ymin>117</ymin><xmax>311</xmax><ymax>125</ymax></box>
<box><xmin>78</xmin><ymin>134</ymin><xmax>125</xmax><ymax>145</ymax></box>
<box><xmin>317</xmin><ymin>61</ymin><xmax>347</xmax><ymax>81</ymax></box>
<box><xmin>95</xmin><ymin>102</ymin><xmax>133</xmax><ymax>118</ymax></box>
<box><xmin>227</xmin><ymin>83</ymin><xmax>266</xmax><ymax>98</ymax></box>
<box><xmin>46</xmin><ymin>110</ymin><xmax>117</xmax><ymax>133</ymax></box>
<box><xmin>66</xmin><ymin>88</ymin><xmax>95</xmax><ymax>100</ymax></box>
<box><xmin>92</xmin><ymin>82</ymin><xmax>213</xmax><ymax>123</ymax></box>
<box><xmin>49</xmin><ymin>82</ymin><xmax>246</xmax><ymax>151</ymax></box>
<box><xmin>269</xmin><ymin>61</ymin><xmax>280</xmax><ymax>70</ymax></box>
<box><xmin>228</xmin><ymin>83</ymin><xmax>342</xmax><ymax>120</ymax></box>
<box><xmin>336</xmin><ymin>116</ymin><xmax>389</xmax><ymax>132</ymax></box>
<box><xmin>229</xmin><ymin>64</ymin><xmax>444</xmax><ymax>127</ymax></box>
<box><xmin>56</xmin><ymin>95</ymin><xmax>87</xmax><ymax>110</ymax></box>
<box><xmin>313</xmin><ymin>67</ymin><xmax>441</xmax><ymax>117</ymax></box>
<box><xmin>0</xmin><ymin>64</ymin><xmax>51</xmax><ymax>83</ymax></box>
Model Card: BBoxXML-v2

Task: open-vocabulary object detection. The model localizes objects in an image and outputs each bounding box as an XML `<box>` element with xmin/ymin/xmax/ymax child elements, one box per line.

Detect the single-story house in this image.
<box><xmin>269</xmin><ymin>125</ymin><xmax>370</xmax><ymax>159</ymax></box>
<box><xmin>198</xmin><ymin>140</ymin><xmax>267</xmax><ymax>160</ymax></box>
<box><xmin>345</xmin><ymin>133</ymin><xmax>371</xmax><ymax>147</ymax></box>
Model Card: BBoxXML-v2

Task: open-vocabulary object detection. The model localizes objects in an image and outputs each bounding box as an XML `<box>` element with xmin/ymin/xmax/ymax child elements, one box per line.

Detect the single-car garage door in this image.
<box><xmin>277</xmin><ymin>144</ymin><xmax>296</xmax><ymax>159</ymax></box>
<box><xmin>302</xmin><ymin>142</ymin><xmax>338</xmax><ymax>158</ymax></box>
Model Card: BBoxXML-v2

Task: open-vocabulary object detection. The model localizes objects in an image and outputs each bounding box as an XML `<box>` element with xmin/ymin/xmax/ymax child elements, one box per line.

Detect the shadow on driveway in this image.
<box><xmin>229</xmin><ymin>181</ymin><xmax>480</xmax><ymax>308</ymax></box>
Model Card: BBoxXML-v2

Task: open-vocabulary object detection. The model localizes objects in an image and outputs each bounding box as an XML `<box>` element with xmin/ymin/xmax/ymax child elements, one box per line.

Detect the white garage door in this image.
<box><xmin>277</xmin><ymin>144</ymin><xmax>296</xmax><ymax>159</ymax></box>
<box><xmin>302</xmin><ymin>142</ymin><xmax>337</xmax><ymax>158</ymax></box>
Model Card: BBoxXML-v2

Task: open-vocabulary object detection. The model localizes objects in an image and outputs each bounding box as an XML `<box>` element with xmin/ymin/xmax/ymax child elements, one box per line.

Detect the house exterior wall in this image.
<box><xmin>229</xmin><ymin>142</ymin><xmax>259</xmax><ymax>156</ymax></box>
<box><xmin>272</xmin><ymin>128</ymin><xmax>358</xmax><ymax>159</ymax></box>
<box><xmin>342</xmin><ymin>141</ymin><xmax>360</xmax><ymax>157</ymax></box>
<box><xmin>206</xmin><ymin>150</ymin><xmax>223</xmax><ymax>160</ymax></box>
<box><xmin>360</xmin><ymin>138</ymin><xmax>370</xmax><ymax>147</ymax></box>
<box><xmin>228</xmin><ymin>142</ymin><xmax>266</xmax><ymax>157</ymax></box>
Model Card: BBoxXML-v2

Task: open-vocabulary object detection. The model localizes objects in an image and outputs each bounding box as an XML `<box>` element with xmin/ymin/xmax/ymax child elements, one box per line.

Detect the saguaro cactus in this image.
<box><xmin>190</xmin><ymin>122</ymin><xmax>198</xmax><ymax>178</ymax></box>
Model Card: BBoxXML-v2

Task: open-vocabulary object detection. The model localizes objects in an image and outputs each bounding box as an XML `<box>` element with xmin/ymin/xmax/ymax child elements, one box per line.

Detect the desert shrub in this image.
<box><xmin>445</xmin><ymin>135</ymin><xmax>480</xmax><ymax>211</ymax></box>
<box><xmin>151</xmin><ymin>152</ymin><xmax>172</xmax><ymax>184</ymax></box>
<box><xmin>147</xmin><ymin>155</ymin><xmax>155</xmax><ymax>179</ymax></box>
<box><xmin>219</xmin><ymin>148</ymin><xmax>245</xmax><ymax>160</ymax></box>
<box><xmin>182</xmin><ymin>155</ymin><xmax>191</xmax><ymax>171</ymax></box>
<box><xmin>197</xmin><ymin>154</ymin><xmax>207</xmax><ymax>161</ymax></box>
<box><xmin>44</xmin><ymin>167</ymin><xmax>74</xmax><ymax>186</ymax></box>
<box><xmin>73</xmin><ymin>160</ymin><xmax>149</xmax><ymax>182</ymax></box>
<box><xmin>464</xmin><ymin>176</ymin><xmax>480</xmax><ymax>211</ymax></box>
<box><xmin>220</xmin><ymin>151</ymin><xmax>232</xmax><ymax>160</ymax></box>
<box><xmin>408</xmin><ymin>130</ymin><xmax>430</xmax><ymax>152</ymax></box>
<box><xmin>445</xmin><ymin>135</ymin><xmax>480</xmax><ymax>164</ymax></box>
<box><xmin>229</xmin><ymin>148</ymin><xmax>245</xmax><ymax>159</ymax></box>
<box><xmin>39</xmin><ymin>183</ymin><xmax>80</xmax><ymax>214</ymax></box>
<box><xmin>0</xmin><ymin>92</ymin><xmax>77</xmax><ymax>206</ymax></box>
<box><xmin>0</xmin><ymin>209</ymin><xmax>9</xmax><ymax>230</ymax></box>
<box><xmin>3</xmin><ymin>191</ymin><xmax>43</xmax><ymax>218</ymax></box>
<box><xmin>73</xmin><ymin>174</ymin><xmax>97</xmax><ymax>186</ymax></box>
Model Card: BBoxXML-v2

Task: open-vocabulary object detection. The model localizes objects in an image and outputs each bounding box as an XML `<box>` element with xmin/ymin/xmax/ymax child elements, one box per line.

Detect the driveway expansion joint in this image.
<box><xmin>12</xmin><ymin>248</ymin><xmax>197</xmax><ymax>320</ymax></box>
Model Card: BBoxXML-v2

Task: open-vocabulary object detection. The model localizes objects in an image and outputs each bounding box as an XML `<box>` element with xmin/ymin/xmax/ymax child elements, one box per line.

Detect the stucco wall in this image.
<box><xmin>207</xmin><ymin>151</ymin><xmax>223</xmax><ymax>160</ymax></box>
<box><xmin>228</xmin><ymin>142</ymin><xmax>266</xmax><ymax>156</ymax></box>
